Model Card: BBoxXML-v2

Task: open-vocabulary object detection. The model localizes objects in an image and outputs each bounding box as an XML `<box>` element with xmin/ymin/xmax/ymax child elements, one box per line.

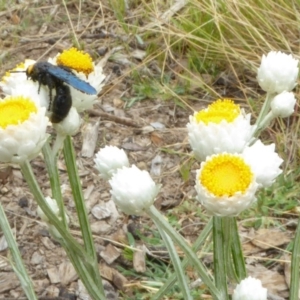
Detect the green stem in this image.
<box><xmin>42</xmin><ymin>141</ymin><xmax>68</xmax><ymax>227</ymax></box>
<box><xmin>52</xmin><ymin>133</ymin><xmax>66</xmax><ymax>158</ymax></box>
<box><xmin>157</xmin><ymin>227</ymin><xmax>192</xmax><ymax>300</ymax></box>
<box><xmin>147</xmin><ymin>206</ymin><xmax>220</xmax><ymax>299</ymax></box>
<box><xmin>230</xmin><ymin>218</ymin><xmax>246</xmax><ymax>281</ymax></box>
<box><xmin>290</xmin><ymin>216</ymin><xmax>300</xmax><ymax>299</ymax></box>
<box><xmin>20</xmin><ymin>160</ymin><xmax>87</xmax><ymax>258</ymax></box>
<box><xmin>0</xmin><ymin>202</ymin><xmax>37</xmax><ymax>300</ymax></box>
<box><xmin>21</xmin><ymin>160</ymin><xmax>105</xmax><ymax>299</ymax></box>
<box><xmin>222</xmin><ymin>217</ymin><xmax>236</xmax><ymax>282</ymax></box>
<box><xmin>252</xmin><ymin>92</ymin><xmax>274</xmax><ymax>141</ymax></box>
<box><xmin>63</xmin><ymin>136</ymin><xmax>104</xmax><ymax>294</ymax></box>
<box><xmin>250</xmin><ymin>111</ymin><xmax>275</xmax><ymax>145</ymax></box>
<box><xmin>213</xmin><ymin>217</ymin><xmax>228</xmax><ymax>300</ymax></box>
<box><xmin>254</xmin><ymin>92</ymin><xmax>273</xmax><ymax>128</ymax></box>
<box><xmin>60</xmin><ymin>239</ymin><xmax>105</xmax><ymax>300</ymax></box>
<box><xmin>153</xmin><ymin>218</ymin><xmax>213</xmax><ymax>300</ymax></box>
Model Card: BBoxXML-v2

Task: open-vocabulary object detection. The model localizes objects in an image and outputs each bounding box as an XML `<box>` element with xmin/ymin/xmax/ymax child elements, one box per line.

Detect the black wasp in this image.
<box><xmin>24</xmin><ymin>62</ymin><xmax>97</xmax><ymax>123</ymax></box>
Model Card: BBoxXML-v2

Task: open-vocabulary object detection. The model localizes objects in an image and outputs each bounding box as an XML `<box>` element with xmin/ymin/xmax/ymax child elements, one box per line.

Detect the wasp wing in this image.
<box><xmin>46</xmin><ymin>64</ymin><xmax>97</xmax><ymax>95</ymax></box>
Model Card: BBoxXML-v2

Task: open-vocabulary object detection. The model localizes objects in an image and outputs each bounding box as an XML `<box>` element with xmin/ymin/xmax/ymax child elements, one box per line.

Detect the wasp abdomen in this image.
<box><xmin>50</xmin><ymin>84</ymin><xmax>72</xmax><ymax>123</ymax></box>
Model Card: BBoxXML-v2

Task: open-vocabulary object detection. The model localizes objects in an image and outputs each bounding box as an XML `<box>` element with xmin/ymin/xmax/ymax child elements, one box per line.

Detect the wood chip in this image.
<box><xmin>47</xmin><ymin>266</ymin><xmax>61</xmax><ymax>284</ymax></box>
<box><xmin>0</xmin><ymin>166</ymin><xmax>12</xmax><ymax>183</ymax></box>
<box><xmin>45</xmin><ymin>285</ymin><xmax>60</xmax><ymax>297</ymax></box>
<box><xmin>0</xmin><ymin>235</ymin><xmax>8</xmax><ymax>252</ymax></box>
<box><xmin>250</xmin><ymin>228</ymin><xmax>291</xmax><ymax>250</ymax></box>
<box><xmin>0</xmin><ymin>272</ymin><xmax>19</xmax><ymax>293</ymax></box>
<box><xmin>59</xmin><ymin>261</ymin><xmax>78</xmax><ymax>286</ymax></box>
<box><xmin>91</xmin><ymin>221</ymin><xmax>111</xmax><ymax>235</ymax></box>
<box><xmin>150</xmin><ymin>155</ymin><xmax>162</xmax><ymax>176</ymax></box>
<box><xmin>112</xmin><ymin>271</ymin><xmax>127</xmax><ymax>291</ymax></box>
<box><xmin>40</xmin><ymin>236</ymin><xmax>56</xmax><ymax>250</ymax></box>
<box><xmin>91</xmin><ymin>204</ymin><xmax>112</xmax><ymax>220</ymax></box>
<box><xmin>133</xmin><ymin>244</ymin><xmax>146</xmax><ymax>273</ymax></box>
<box><xmin>99</xmin><ymin>264</ymin><xmax>127</xmax><ymax>293</ymax></box>
<box><xmin>33</xmin><ymin>279</ymin><xmax>50</xmax><ymax>295</ymax></box>
<box><xmin>81</xmin><ymin>120</ymin><xmax>100</xmax><ymax>158</ymax></box>
<box><xmin>247</xmin><ymin>264</ymin><xmax>288</xmax><ymax>295</ymax></box>
<box><xmin>100</xmin><ymin>244</ymin><xmax>120</xmax><ymax>264</ymax></box>
<box><xmin>30</xmin><ymin>251</ymin><xmax>44</xmax><ymax>265</ymax></box>
<box><xmin>106</xmin><ymin>199</ymin><xmax>120</xmax><ymax>224</ymax></box>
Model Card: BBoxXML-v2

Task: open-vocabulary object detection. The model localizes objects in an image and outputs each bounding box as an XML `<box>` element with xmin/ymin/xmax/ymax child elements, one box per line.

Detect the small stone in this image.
<box><xmin>18</xmin><ymin>197</ymin><xmax>28</xmax><ymax>208</ymax></box>
<box><xmin>91</xmin><ymin>204</ymin><xmax>111</xmax><ymax>220</ymax></box>
<box><xmin>91</xmin><ymin>221</ymin><xmax>111</xmax><ymax>234</ymax></box>
<box><xmin>77</xmin><ymin>279</ymin><xmax>92</xmax><ymax>300</ymax></box>
<box><xmin>30</xmin><ymin>251</ymin><xmax>44</xmax><ymax>265</ymax></box>
<box><xmin>45</xmin><ymin>285</ymin><xmax>60</xmax><ymax>297</ymax></box>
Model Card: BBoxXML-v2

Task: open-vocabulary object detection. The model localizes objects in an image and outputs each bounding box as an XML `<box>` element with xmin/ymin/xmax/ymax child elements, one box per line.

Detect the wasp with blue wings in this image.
<box><xmin>25</xmin><ymin>61</ymin><xmax>97</xmax><ymax>123</ymax></box>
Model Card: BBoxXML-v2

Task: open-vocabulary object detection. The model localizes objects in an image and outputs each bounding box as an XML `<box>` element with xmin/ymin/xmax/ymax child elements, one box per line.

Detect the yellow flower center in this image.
<box><xmin>199</xmin><ymin>153</ymin><xmax>253</xmax><ymax>197</ymax></box>
<box><xmin>56</xmin><ymin>47</ymin><xmax>94</xmax><ymax>76</ymax></box>
<box><xmin>0</xmin><ymin>96</ymin><xmax>37</xmax><ymax>129</ymax></box>
<box><xmin>15</xmin><ymin>62</ymin><xmax>26</xmax><ymax>69</ymax></box>
<box><xmin>194</xmin><ymin>99</ymin><xmax>240</xmax><ymax>124</ymax></box>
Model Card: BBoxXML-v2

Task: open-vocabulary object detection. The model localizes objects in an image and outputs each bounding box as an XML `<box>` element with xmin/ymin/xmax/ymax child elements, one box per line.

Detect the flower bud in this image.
<box><xmin>270</xmin><ymin>91</ymin><xmax>296</xmax><ymax>118</ymax></box>
<box><xmin>94</xmin><ymin>146</ymin><xmax>129</xmax><ymax>180</ymax></box>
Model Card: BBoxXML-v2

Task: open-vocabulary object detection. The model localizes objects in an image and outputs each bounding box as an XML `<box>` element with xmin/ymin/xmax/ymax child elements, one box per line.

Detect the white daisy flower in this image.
<box><xmin>195</xmin><ymin>153</ymin><xmax>259</xmax><ymax>216</ymax></box>
<box><xmin>187</xmin><ymin>99</ymin><xmax>254</xmax><ymax>161</ymax></box>
<box><xmin>48</xmin><ymin>47</ymin><xmax>106</xmax><ymax>112</ymax></box>
<box><xmin>0</xmin><ymin>95</ymin><xmax>48</xmax><ymax>164</ymax></box>
<box><xmin>0</xmin><ymin>59</ymin><xmax>49</xmax><ymax>108</ymax></box>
